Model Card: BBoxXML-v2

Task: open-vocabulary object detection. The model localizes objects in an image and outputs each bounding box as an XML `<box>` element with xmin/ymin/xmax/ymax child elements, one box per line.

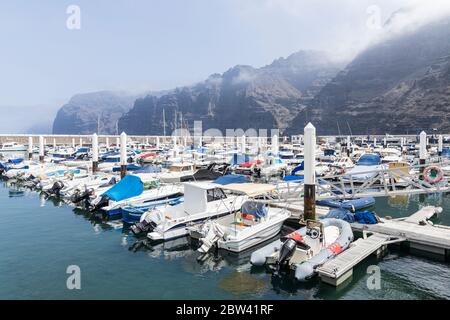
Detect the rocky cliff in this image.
<box><xmin>118</xmin><ymin>51</ymin><xmax>342</xmax><ymax>135</ymax></box>
<box><xmin>288</xmin><ymin>18</ymin><xmax>450</xmax><ymax>135</ymax></box>
<box><xmin>52</xmin><ymin>91</ymin><xmax>140</xmax><ymax>134</ymax></box>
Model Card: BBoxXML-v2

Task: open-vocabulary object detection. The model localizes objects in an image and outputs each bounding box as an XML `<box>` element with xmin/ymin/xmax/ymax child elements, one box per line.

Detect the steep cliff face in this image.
<box><xmin>118</xmin><ymin>51</ymin><xmax>342</xmax><ymax>135</ymax></box>
<box><xmin>288</xmin><ymin>18</ymin><xmax>450</xmax><ymax>135</ymax></box>
<box><xmin>52</xmin><ymin>91</ymin><xmax>140</xmax><ymax>134</ymax></box>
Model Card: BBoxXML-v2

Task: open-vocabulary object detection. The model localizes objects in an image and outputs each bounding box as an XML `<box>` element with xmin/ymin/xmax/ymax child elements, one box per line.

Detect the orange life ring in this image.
<box><xmin>423</xmin><ymin>165</ymin><xmax>444</xmax><ymax>184</ymax></box>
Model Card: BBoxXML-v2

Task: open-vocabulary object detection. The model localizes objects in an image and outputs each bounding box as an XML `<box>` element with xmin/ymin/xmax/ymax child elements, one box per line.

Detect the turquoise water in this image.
<box><xmin>0</xmin><ymin>180</ymin><xmax>449</xmax><ymax>300</ymax></box>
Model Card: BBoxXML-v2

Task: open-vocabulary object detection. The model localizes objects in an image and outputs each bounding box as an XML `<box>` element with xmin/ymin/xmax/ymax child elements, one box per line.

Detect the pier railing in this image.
<box><xmin>271</xmin><ymin>160</ymin><xmax>450</xmax><ymax>201</ymax></box>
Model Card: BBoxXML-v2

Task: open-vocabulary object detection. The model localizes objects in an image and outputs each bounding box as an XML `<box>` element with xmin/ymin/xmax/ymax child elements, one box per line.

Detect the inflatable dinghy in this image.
<box><xmin>316</xmin><ymin>197</ymin><xmax>375</xmax><ymax>212</ymax></box>
<box><xmin>250</xmin><ymin>218</ymin><xmax>353</xmax><ymax>281</ymax></box>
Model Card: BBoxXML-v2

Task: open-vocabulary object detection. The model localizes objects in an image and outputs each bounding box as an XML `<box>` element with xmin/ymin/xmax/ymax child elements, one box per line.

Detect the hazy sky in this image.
<box><xmin>0</xmin><ymin>0</ymin><xmax>419</xmax><ymax>107</ymax></box>
<box><xmin>1</xmin><ymin>0</ymin><xmax>449</xmax><ymax>132</ymax></box>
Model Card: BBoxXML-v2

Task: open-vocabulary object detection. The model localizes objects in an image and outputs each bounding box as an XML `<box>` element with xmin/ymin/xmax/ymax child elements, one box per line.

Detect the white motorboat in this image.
<box><xmin>157</xmin><ymin>162</ymin><xmax>196</xmax><ymax>183</ymax></box>
<box><xmin>131</xmin><ymin>181</ymin><xmax>249</xmax><ymax>241</ymax></box>
<box><xmin>191</xmin><ymin>183</ymin><xmax>290</xmax><ymax>253</ymax></box>
<box><xmin>98</xmin><ymin>184</ymin><xmax>184</xmax><ymax>217</ymax></box>
<box><xmin>0</xmin><ymin>142</ymin><xmax>27</xmax><ymax>152</ymax></box>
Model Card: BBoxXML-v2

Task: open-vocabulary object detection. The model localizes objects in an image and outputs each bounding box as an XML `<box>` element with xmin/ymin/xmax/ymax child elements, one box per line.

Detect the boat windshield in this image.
<box><xmin>357</xmin><ymin>154</ymin><xmax>381</xmax><ymax>166</ymax></box>
<box><xmin>207</xmin><ymin>188</ymin><xmax>227</xmax><ymax>202</ymax></box>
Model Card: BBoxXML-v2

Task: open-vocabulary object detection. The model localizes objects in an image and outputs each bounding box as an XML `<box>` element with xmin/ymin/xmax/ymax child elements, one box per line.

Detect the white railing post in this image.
<box><xmin>304</xmin><ymin>123</ymin><xmax>316</xmax><ymax>221</ymax></box>
<box><xmin>419</xmin><ymin>131</ymin><xmax>427</xmax><ymax>179</ymax></box>
<box><xmin>39</xmin><ymin>136</ymin><xmax>44</xmax><ymax>163</ymax></box>
<box><xmin>28</xmin><ymin>136</ymin><xmax>33</xmax><ymax>160</ymax></box>
<box><xmin>92</xmin><ymin>133</ymin><xmax>98</xmax><ymax>173</ymax></box>
<box><xmin>120</xmin><ymin>132</ymin><xmax>127</xmax><ymax>178</ymax></box>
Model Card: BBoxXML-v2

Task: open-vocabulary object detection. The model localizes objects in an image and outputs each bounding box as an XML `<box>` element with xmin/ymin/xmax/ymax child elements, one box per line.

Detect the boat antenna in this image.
<box><xmin>346</xmin><ymin>121</ymin><xmax>353</xmax><ymax>137</ymax></box>
<box><xmin>336</xmin><ymin>121</ymin><xmax>342</xmax><ymax>137</ymax></box>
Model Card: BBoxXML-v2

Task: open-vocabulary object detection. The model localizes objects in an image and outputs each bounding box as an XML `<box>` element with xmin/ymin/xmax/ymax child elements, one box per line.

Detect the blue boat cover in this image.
<box><xmin>6</xmin><ymin>165</ymin><xmax>29</xmax><ymax>171</ymax></box>
<box><xmin>102</xmin><ymin>175</ymin><xmax>144</xmax><ymax>201</ymax></box>
<box><xmin>1</xmin><ymin>159</ymin><xmax>24</xmax><ymax>167</ymax></box>
<box><xmin>112</xmin><ymin>163</ymin><xmax>142</xmax><ymax>172</ymax></box>
<box><xmin>324</xmin><ymin>208</ymin><xmax>355</xmax><ymax>223</ymax></box>
<box><xmin>214</xmin><ymin>174</ymin><xmax>249</xmax><ymax>185</ymax></box>
<box><xmin>283</xmin><ymin>175</ymin><xmax>304</xmax><ymax>182</ymax></box>
<box><xmin>317</xmin><ymin>197</ymin><xmax>375</xmax><ymax>211</ymax></box>
<box><xmin>442</xmin><ymin>148</ymin><xmax>450</xmax><ymax>158</ymax></box>
<box><xmin>241</xmin><ymin>201</ymin><xmax>268</xmax><ymax>219</ymax></box>
<box><xmin>354</xmin><ymin>211</ymin><xmax>378</xmax><ymax>224</ymax></box>
<box><xmin>8</xmin><ymin>158</ymin><xmax>24</xmax><ymax>164</ymax></box>
<box><xmin>291</xmin><ymin>162</ymin><xmax>304</xmax><ymax>175</ymax></box>
<box><xmin>134</xmin><ymin>165</ymin><xmax>161</xmax><ymax>173</ymax></box>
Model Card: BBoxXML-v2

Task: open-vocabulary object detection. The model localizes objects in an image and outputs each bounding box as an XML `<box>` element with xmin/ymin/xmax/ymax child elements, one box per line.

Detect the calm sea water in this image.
<box><xmin>0</xmin><ymin>167</ymin><xmax>449</xmax><ymax>299</ymax></box>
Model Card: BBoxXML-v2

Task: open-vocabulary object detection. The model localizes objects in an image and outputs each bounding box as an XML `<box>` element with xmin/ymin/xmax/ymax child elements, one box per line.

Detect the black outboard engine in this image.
<box><xmin>71</xmin><ymin>188</ymin><xmax>94</xmax><ymax>204</ymax></box>
<box><xmin>276</xmin><ymin>238</ymin><xmax>297</xmax><ymax>269</ymax></box>
<box><xmin>48</xmin><ymin>181</ymin><xmax>65</xmax><ymax>197</ymax></box>
<box><xmin>130</xmin><ymin>219</ymin><xmax>154</xmax><ymax>236</ymax></box>
<box><xmin>90</xmin><ymin>195</ymin><xmax>110</xmax><ymax>212</ymax></box>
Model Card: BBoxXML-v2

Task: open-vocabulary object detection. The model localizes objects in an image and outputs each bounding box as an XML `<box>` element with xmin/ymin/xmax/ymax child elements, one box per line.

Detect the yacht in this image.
<box><xmin>0</xmin><ymin>142</ymin><xmax>27</xmax><ymax>152</ymax></box>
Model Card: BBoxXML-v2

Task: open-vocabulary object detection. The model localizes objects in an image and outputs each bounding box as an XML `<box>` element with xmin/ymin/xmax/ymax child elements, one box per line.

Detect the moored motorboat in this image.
<box><xmin>250</xmin><ymin>218</ymin><xmax>353</xmax><ymax>281</ymax></box>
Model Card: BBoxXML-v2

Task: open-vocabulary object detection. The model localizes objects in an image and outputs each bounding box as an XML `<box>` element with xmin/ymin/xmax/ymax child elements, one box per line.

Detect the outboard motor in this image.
<box><xmin>71</xmin><ymin>188</ymin><xmax>94</xmax><ymax>204</ymax></box>
<box><xmin>90</xmin><ymin>195</ymin><xmax>110</xmax><ymax>212</ymax></box>
<box><xmin>48</xmin><ymin>181</ymin><xmax>65</xmax><ymax>197</ymax></box>
<box><xmin>276</xmin><ymin>238</ymin><xmax>297</xmax><ymax>269</ymax></box>
<box><xmin>130</xmin><ymin>219</ymin><xmax>154</xmax><ymax>236</ymax></box>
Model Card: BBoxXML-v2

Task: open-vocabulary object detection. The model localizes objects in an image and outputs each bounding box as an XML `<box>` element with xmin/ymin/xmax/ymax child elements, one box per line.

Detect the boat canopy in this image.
<box><xmin>102</xmin><ymin>175</ymin><xmax>144</xmax><ymax>201</ymax></box>
<box><xmin>219</xmin><ymin>183</ymin><xmax>275</xmax><ymax>196</ymax></box>
<box><xmin>213</xmin><ymin>174</ymin><xmax>249</xmax><ymax>185</ymax></box>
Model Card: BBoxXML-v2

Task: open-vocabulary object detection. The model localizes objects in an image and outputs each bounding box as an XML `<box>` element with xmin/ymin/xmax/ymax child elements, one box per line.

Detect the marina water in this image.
<box><xmin>1</xmin><ymin>179</ymin><xmax>449</xmax><ymax>299</ymax></box>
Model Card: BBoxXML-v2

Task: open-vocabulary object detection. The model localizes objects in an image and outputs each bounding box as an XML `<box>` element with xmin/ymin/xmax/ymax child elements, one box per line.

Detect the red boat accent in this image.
<box><xmin>288</xmin><ymin>232</ymin><xmax>303</xmax><ymax>242</ymax></box>
<box><xmin>328</xmin><ymin>243</ymin><xmax>343</xmax><ymax>254</ymax></box>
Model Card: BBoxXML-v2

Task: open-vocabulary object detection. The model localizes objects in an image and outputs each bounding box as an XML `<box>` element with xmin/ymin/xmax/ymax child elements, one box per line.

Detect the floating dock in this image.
<box><xmin>270</xmin><ymin>202</ymin><xmax>450</xmax><ymax>286</ymax></box>
<box><xmin>351</xmin><ymin>206</ymin><xmax>450</xmax><ymax>256</ymax></box>
<box><xmin>317</xmin><ymin>233</ymin><xmax>401</xmax><ymax>286</ymax></box>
